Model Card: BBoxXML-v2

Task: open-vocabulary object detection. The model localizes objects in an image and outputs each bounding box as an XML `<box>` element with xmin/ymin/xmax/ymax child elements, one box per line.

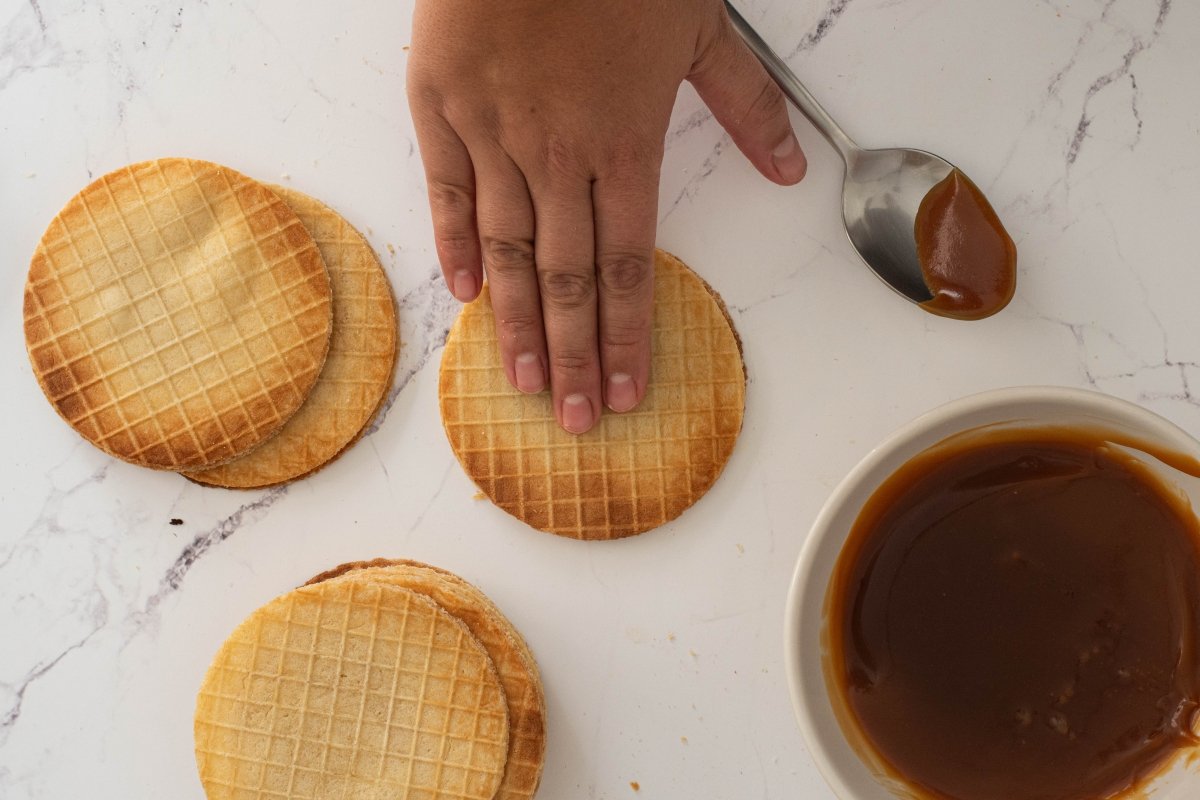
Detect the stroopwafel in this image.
<box><xmin>439</xmin><ymin>249</ymin><xmax>746</xmax><ymax>539</ymax></box>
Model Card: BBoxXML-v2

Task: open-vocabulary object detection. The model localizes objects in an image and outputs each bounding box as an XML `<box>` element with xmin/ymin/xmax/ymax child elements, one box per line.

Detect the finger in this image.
<box><xmin>592</xmin><ymin>165</ymin><xmax>658</xmax><ymax>414</ymax></box>
<box><xmin>530</xmin><ymin>179</ymin><xmax>601</xmax><ymax>435</ymax></box>
<box><xmin>688</xmin><ymin>10</ymin><xmax>808</xmax><ymax>185</ymax></box>
<box><xmin>410</xmin><ymin>107</ymin><xmax>483</xmax><ymax>301</ymax></box>
<box><xmin>470</xmin><ymin>146</ymin><xmax>548</xmax><ymax>394</ymax></box>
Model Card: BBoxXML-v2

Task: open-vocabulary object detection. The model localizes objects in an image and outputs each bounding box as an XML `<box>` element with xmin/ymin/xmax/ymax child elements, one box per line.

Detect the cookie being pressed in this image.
<box><xmin>23</xmin><ymin>158</ymin><xmax>333</xmax><ymax>470</ymax></box>
<box><xmin>307</xmin><ymin>560</ymin><xmax>547</xmax><ymax>800</ymax></box>
<box><xmin>194</xmin><ymin>579</ymin><xmax>510</xmax><ymax>800</ymax></box>
<box><xmin>185</xmin><ymin>186</ymin><xmax>397</xmax><ymax>488</ymax></box>
<box><xmin>439</xmin><ymin>249</ymin><xmax>746</xmax><ymax>540</ymax></box>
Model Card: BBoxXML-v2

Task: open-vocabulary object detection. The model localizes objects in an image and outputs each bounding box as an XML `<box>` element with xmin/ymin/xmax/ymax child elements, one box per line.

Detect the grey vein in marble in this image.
<box><xmin>660</xmin><ymin>135</ymin><xmax>731</xmax><ymax>224</ymax></box>
<box><xmin>147</xmin><ymin>487</ymin><xmax>289</xmax><ymax>608</ymax></box>
<box><xmin>364</xmin><ymin>266</ymin><xmax>458</xmax><ymax>435</ymax></box>
<box><xmin>0</xmin><ymin>461</ymin><xmax>113</xmax><ymax>744</ymax></box>
<box><xmin>27</xmin><ymin>0</ymin><xmax>46</xmax><ymax>32</ymax></box>
<box><xmin>664</xmin><ymin>107</ymin><xmax>715</xmax><ymax>151</ymax></box>
<box><xmin>1061</xmin><ymin>0</ymin><xmax>1171</xmax><ymax>166</ymax></box>
<box><xmin>788</xmin><ymin>0</ymin><xmax>854</xmax><ymax>57</ymax></box>
<box><xmin>405</xmin><ymin>461</ymin><xmax>457</xmax><ymax>535</ymax></box>
<box><xmin>0</xmin><ymin>626</ymin><xmax>103</xmax><ymax>745</ymax></box>
<box><xmin>0</xmin><ymin>2</ymin><xmax>68</xmax><ymax>93</ymax></box>
<box><xmin>726</xmin><ymin>247</ymin><xmax>830</xmax><ymax>316</ymax></box>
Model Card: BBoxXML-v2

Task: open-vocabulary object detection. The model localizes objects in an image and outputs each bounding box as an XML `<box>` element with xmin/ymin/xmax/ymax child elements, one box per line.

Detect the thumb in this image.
<box><xmin>688</xmin><ymin>10</ymin><xmax>807</xmax><ymax>185</ymax></box>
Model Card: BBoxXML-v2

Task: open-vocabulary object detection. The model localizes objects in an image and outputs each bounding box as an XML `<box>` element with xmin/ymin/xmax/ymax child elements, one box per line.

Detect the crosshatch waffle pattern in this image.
<box><xmin>23</xmin><ymin>158</ymin><xmax>333</xmax><ymax>470</ymax></box>
<box><xmin>307</xmin><ymin>561</ymin><xmax>547</xmax><ymax>800</ymax></box>
<box><xmin>186</xmin><ymin>186</ymin><xmax>397</xmax><ymax>488</ymax></box>
<box><xmin>439</xmin><ymin>250</ymin><xmax>746</xmax><ymax>540</ymax></box>
<box><xmin>194</xmin><ymin>580</ymin><xmax>510</xmax><ymax>800</ymax></box>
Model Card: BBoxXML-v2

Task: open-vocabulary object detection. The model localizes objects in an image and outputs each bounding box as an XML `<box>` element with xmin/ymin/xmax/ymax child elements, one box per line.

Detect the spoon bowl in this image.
<box><xmin>843</xmin><ymin>148</ymin><xmax>952</xmax><ymax>304</ymax></box>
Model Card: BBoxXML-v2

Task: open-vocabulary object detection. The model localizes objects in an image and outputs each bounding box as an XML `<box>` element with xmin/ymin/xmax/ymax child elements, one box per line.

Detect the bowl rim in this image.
<box><xmin>782</xmin><ymin>385</ymin><xmax>1200</xmax><ymax>800</ymax></box>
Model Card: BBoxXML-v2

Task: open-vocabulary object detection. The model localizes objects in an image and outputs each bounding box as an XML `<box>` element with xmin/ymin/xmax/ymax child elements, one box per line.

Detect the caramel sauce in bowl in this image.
<box><xmin>786</xmin><ymin>388</ymin><xmax>1200</xmax><ymax>800</ymax></box>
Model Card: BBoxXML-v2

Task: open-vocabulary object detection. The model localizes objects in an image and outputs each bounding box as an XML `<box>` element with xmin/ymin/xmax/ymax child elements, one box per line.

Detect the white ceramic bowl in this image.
<box><xmin>785</xmin><ymin>386</ymin><xmax>1200</xmax><ymax>799</ymax></box>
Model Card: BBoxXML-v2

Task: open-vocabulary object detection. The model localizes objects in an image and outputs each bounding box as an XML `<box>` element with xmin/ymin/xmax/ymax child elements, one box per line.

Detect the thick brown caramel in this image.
<box><xmin>829</xmin><ymin>429</ymin><xmax>1200</xmax><ymax>800</ymax></box>
<box><xmin>915</xmin><ymin>169</ymin><xmax>1017</xmax><ymax>320</ymax></box>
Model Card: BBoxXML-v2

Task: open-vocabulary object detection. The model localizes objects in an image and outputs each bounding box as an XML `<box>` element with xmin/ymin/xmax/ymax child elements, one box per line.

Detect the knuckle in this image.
<box><xmin>538</xmin><ymin>134</ymin><xmax>586</xmax><ymax>178</ymax></box>
<box><xmin>597</xmin><ymin>252</ymin><xmax>652</xmax><ymax>299</ymax></box>
<box><xmin>481</xmin><ymin>236</ymin><xmax>535</xmax><ymax>276</ymax></box>
<box><xmin>429</xmin><ymin>180</ymin><xmax>474</xmax><ymax>216</ymax></box>
<box><xmin>468</xmin><ymin>105</ymin><xmax>504</xmax><ymax>141</ymax></box>
<box><xmin>435</xmin><ymin>232</ymin><xmax>475</xmax><ymax>255</ymax></box>
<box><xmin>605</xmin><ymin>132</ymin><xmax>660</xmax><ymax>173</ymax></box>
<box><xmin>496</xmin><ymin>311</ymin><xmax>541</xmax><ymax>338</ymax></box>
<box><xmin>601</xmin><ymin>319</ymin><xmax>651</xmax><ymax>351</ymax></box>
<box><xmin>549</xmin><ymin>349</ymin><xmax>595</xmax><ymax>374</ymax></box>
<box><xmin>539</xmin><ymin>269</ymin><xmax>596</xmax><ymax>310</ymax></box>
<box><xmin>406</xmin><ymin>81</ymin><xmax>443</xmax><ymax>111</ymax></box>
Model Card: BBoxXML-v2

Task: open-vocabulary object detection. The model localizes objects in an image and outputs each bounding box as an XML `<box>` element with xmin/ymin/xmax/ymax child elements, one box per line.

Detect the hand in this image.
<box><xmin>408</xmin><ymin>0</ymin><xmax>806</xmax><ymax>434</ymax></box>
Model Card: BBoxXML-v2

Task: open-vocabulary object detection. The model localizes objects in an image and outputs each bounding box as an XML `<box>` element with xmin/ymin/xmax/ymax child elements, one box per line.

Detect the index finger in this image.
<box><xmin>409</xmin><ymin>104</ymin><xmax>483</xmax><ymax>302</ymax></box>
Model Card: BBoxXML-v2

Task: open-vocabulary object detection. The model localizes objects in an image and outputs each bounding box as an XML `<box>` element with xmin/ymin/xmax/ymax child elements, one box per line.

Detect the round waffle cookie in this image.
<box><xmin>194</xmin><ymin>579</ymin><xmax>510</xmax><ymax>800</ymax></box>
<box><xmin>185</xmin><ymin>187</ymin><xmax>397</xmax><ymax>488</ymax></box>
<box><xmin>305</xmin><ymin>560</ymin><xmax>547</xmax><ymax>800</ymax></box>
<box><xmin>439</xmin><ymin>249</ymin><xmax>746</xmax><ymax>540</ymax></box>
<box><xmin>23</xmin><ymin>158</ymin><xmax>333</xmax><ymax>470</ymax></box>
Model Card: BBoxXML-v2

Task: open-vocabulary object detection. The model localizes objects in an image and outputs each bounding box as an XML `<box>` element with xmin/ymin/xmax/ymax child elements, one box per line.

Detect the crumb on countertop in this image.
<box><xmin>667</xmin><ymin>632</ymin><xmax>676</xmax><ymax>642</ymax></box>
<box><xmin>629</xmin><ymin>781</ymin><xmax>640</xmax><ymax>792</ymax></box>
<box><xmin>169</xmin><ymin>518</ymin><xmax>183</xmax><ymax>526</ymax></box>
<box><xmin>681</xmin><ymin>735</ymin><xmax>688</xmax><ymax>744</ymax></box>
<box><xmin>472</xmin><ymin>491</ymin><xmax>486</xmax><ymax>501</ymax></box>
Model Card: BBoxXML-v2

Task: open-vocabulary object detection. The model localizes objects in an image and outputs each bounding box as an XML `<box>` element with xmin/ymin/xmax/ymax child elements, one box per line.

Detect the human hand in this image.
<box><xmin>408</xmin><ymin>0</ymin><xmax>806</xmax><ymax>434</ymax></box>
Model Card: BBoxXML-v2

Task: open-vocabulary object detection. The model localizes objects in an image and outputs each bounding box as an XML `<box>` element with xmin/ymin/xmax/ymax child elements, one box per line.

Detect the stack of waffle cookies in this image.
<box><xmin>194</xmin><ymin>559</ymin><xmax>546</xmax><ymax>800</ymax></box>
<box><xmin>22</xmin><ymin>158</ymin><xmax>397</xmax><ymax>488</ymax></box>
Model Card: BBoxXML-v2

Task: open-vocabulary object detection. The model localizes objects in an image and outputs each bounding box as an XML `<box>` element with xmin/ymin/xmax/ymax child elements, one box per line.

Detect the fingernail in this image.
<box><xmin>561</xmin><ymin>393</ymin><xmax>594</xmax><ymax>434</ymax></box>
<box><xmin>772</xmin><ymin>134</ymin><xmax>807</xmax><ymax>184</ymax></box>
<box><xmin>605</xmin><ymin>373</ymin><xmax>638</xmax><ymax>413</ymax></box>
<box><xmin>452</xmin><ymin>269</ymin><xmax>477</xmax><ymax>301</ymax></box>
<box><xmin>514</xmin><ymin>352</ymin><xmax>545</xmax><ymax>394</ymax></box>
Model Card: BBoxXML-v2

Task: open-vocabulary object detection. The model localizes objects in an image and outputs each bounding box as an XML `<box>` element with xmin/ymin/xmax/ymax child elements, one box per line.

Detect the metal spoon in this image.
<box><xmin>725</xmin><ymin>1</ymin><xmax>954</xmax><ymax>305</ymax></box>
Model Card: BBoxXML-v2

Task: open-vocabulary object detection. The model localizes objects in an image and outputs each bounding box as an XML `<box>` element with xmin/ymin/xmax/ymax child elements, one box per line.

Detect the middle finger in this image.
<box><xmin>529</xmin><ymin>174</ymin><xmax>601</xmax><ymax>435</ymax></box>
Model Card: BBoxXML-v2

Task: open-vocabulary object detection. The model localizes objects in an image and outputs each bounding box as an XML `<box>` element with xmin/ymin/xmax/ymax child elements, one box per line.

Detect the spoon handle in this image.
<box><xmin>723</xmin><ymin>1</ymin><xmax>860</xmax><ymax>162</ymax></box>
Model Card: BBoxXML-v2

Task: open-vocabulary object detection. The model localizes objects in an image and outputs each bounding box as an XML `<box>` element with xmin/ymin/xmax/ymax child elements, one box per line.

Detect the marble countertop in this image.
<box><xmin>3</xmin><ymin>0</ymin><xmax>1198</xmax><ymax>797</ymax></box>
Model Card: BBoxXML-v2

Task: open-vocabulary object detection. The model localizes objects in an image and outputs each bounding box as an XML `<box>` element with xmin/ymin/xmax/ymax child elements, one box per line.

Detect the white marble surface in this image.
<box><xmin>2</xmin><ymin>0</ymin><xmax>1198</xmax><ymax>797</ymax></box>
